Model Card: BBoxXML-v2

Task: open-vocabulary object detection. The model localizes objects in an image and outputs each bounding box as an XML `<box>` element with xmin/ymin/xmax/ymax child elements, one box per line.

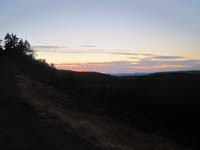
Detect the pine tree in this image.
<box><xmin>4</xmin><ymin>33</ymin><xmax>19</xmax><ymax>55</ymax></box>
<box><xmin>3</xmin><ymin>33</ymin><xmax>35</xmax><ymax>57</ymax></box>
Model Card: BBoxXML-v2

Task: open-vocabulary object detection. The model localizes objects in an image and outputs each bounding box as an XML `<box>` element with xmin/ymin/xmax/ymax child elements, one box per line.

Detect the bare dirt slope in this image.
<box><xmin>17</xmin><ymin>74</ymin><xmax>189</xmax><ymax>150</ymax></box>
<box><xmin>0</xmin><ymin>63</ymin><xmax>101</xmax><ymax>150</ymax></box>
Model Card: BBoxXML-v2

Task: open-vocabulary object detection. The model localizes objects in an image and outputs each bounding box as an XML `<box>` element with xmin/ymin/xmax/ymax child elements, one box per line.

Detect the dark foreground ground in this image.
<box><xmin>0</xmin><ymin>56</ymin><xmax>198</xmax><ymax>150</ymax></box>
<box><xmin>0</xmin><ymin>63</ymin><xmax>100</xmax><ymax>150</ymax></box>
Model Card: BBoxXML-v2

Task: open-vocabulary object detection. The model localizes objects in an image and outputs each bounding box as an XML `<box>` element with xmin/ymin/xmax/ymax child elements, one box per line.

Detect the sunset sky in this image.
<box><xmin>0</xmin><ymin>0</ymin><xmax>200</xmax><ymax>73</ymax></box>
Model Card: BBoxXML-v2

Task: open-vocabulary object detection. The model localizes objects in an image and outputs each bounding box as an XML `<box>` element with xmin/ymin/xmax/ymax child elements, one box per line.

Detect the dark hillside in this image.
<box><xmin>0</xmin><ymin>33</ymin><xmax>199</xmax><ymax>149</ymax></box>
<box><xmin>0</xmin><ymin>56</ymin><xmax>101</xmax><ymax>150</ymax></box>
<box><xmin>1</xmin><ymin>54</ymin><xmax>200</xmax><ymax>148</ymax></box>
<box><xmin>75</xmin><ymin>70</ymin><xmax>200</xmax><ymax>139</ymax></box>
<box><xmin>49</xmin><ymin>67</ymin><xmax>200</xmax><ymax>146</ymax></box>
<box><xmin>4</xmin><ymin>54</ymin><xmax>200</xmax><ymax>142</ymax></box>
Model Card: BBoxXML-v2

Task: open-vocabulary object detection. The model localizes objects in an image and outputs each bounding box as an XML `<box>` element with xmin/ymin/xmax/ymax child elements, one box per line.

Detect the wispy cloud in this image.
<box><xmin>33</xmin><ymin>46</ymin><xmax>65</xmax><ymax>49</ymax></box>
<box><xmin>33</xmin><ymin>47</ymin><xmax>154</xmax><ymax>56</ymax></box>
<box><xmin>138</xmin><ymin>57</ymin><xmax>199</xmax><ymax>66</ymax></box>
<box><xmin>150</xmin><ymin>56</ymin><xmax>185</xmax><ymax>60</ymax></box>
<box><xmin>80</xmin><ymin>45</ymin><xmax>97</xmax><ymax>48</ymax></box>
<box><xmin>110</xmin><ymin>52</ymin><xmax>153</xmax><ymax>56</ymax></box>
<box><xmin>33</xmin><ymin>46</ymin><xmax>104</xmax><ymax>53</ymax></box>
<box><xmin>132</xmin><ymin>65</ymin><xmax>185</xmax><ymax>70</ymax></box>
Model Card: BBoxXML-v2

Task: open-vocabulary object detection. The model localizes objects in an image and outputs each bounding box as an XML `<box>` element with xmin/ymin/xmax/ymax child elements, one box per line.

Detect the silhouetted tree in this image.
<box><xmin>23</xmin><ymin>40</ymin><xmax>35</xmax><ymax>57</ymax></box>
<box><xmin>16</xmin><ymin>39</ymin><xmax>25</xmax><ymax>55</ymax></box>
<box><xmin>0</xmin><ymin>39</ymin><xmax>3</xmax><ymax>55</ymax></box>
<box><xmin>50</xmin><ymin>63</ymin><xmax>56</xmax><ymax>69</ymax></box>
<box><xmin>4</xmin><ymin>33</ymin><xmax>19</xmax><ymax>55</ymax></box>
<box><xmin>2</xmin><ymin>33</ymin><xmax>35</xmax><ymax>57</ymax></box>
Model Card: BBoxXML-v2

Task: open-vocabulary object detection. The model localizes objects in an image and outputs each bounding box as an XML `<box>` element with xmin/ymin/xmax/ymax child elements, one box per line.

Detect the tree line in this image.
<box><xmin>0</xmin><ymin>33</ymin><xmax>35</xmax><ymax>57</ymax></box>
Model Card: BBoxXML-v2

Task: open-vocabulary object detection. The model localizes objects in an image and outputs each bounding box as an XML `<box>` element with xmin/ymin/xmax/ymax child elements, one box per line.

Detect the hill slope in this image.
<box><xmin>0</xmin><ymin>57</ymin><xmax>101</xmax><ymax>150</ymax></box>
<box><xmin>0</xmin><ymin>56</ymin><xmax>199</xmax><ymax>150</ymax></box>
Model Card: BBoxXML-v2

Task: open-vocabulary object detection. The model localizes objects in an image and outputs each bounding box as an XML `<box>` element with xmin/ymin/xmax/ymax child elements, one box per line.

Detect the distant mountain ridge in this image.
<box><xmin>112</xmin><ymin>70</ymin><xmax>200</xmax><ymax>77</ymax></box>
<box><xmin>112</xmin><ymin>72</ymin><xmax>148</xmax><ymax>76</ymax></box>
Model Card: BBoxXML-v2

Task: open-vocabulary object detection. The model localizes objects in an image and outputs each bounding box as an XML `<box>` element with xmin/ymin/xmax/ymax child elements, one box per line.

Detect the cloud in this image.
<box><xmin>129</xmin><ymin>57</ymin><xmax>140</xmax><ymax>60</ymax></box>
<box><xmin>128</xmin><ymin>55</ymin><xmax>185</xmax><ymax>62</ymax></box>
<box><xmin>110</xmin><ymin>52</ymin><xmax>153</xmax><ymax>56</ymax></box>
<box><xmin>33</xmin><ymin>47</ymin><xmax>154</xmax><ymax>56</ymax></box>
<box><xmin>55</xmin><ymin>58</ymin><xmax>200</xmax><ymax>74</ymax></box>
<box><xmin>80</xmin><ymin>45</ymin><xmax>96</xmax><ymax>48</ymax></box>
<box><xmin>33</xmin><ymin>46</ymin><xmax>105</xmax><ymax>53</ymax></box>
<box><xmin>150</xmin><ymin>56</ymin><xmax>185</xmax><ymax>60</ymax></box>
<box><xmin>138</xmin><ymin>57</ymin><xmax>199</xmax><ymax>66</ymax></box>
<box><xmin>130</xmin><ymin>56</ymin><xmax>200</xmax><ymax>72</ymax></box>
<box><xmin>33</xmin><ymin>46</ymin><xmax>200</xmax><ymax>73</ymax></box>
<box><xmin>33</xmin><ymin>46</ymin><xmax>65</xmax><ymax>49</ymax></box>
<box><xmin>33</xmin><ymin>46</ymin><xmax>91</xmax><ymax>54</ymax></box>
<box><xmin>132</xmin><ymin>65</ymin><xmax>185</xmax><ymax>70</ymax></box>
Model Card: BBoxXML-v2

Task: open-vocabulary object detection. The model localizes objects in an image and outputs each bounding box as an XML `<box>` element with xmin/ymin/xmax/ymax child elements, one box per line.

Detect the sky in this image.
<box><xmin>0</xmin><ymin>0</ymin><xmax>200</xmax><ymax>74</ymax></box>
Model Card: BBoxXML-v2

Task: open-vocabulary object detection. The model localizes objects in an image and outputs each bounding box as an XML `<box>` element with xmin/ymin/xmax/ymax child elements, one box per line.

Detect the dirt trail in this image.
<box><xmin>0</xmin><ymin>68</ymin><xmax>100</xmax><ymax>150</ymax></box>
<box><xmin>16</xmin><ymin>74</ymin><xmax>189</xmax><ymax>150</ymax></box>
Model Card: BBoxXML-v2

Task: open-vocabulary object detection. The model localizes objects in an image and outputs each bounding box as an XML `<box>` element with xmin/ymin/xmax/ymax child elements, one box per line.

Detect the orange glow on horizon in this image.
<box><xmin>55</xmin><ymin>62</ymin><xmax>111</xmax><ymax>72</ymax></box>
<box><xmin>56</xmin><ymin>64</ymin><xmax>94</xmax><ymax>72</ymax></box>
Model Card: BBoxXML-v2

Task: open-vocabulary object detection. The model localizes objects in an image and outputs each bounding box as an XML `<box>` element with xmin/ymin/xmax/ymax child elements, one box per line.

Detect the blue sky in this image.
<box><xmin>0</xmin><ymin>0</ymin><xmax>200</xmax><ymax>73</ymax></box>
